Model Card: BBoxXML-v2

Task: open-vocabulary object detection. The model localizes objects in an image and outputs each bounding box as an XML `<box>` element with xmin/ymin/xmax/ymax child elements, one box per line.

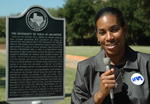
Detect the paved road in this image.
<box><xmin>0</xmin><ymin>49</ymin><xmax>81</xmax><ymax>69</ymax></box>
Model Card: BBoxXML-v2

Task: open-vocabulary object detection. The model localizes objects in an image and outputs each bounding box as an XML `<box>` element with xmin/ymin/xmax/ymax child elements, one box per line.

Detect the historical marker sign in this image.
<box><xmin>6</xmin><ymin>5</ymin><xmax>65</xmax><ymax>104</ymax></box>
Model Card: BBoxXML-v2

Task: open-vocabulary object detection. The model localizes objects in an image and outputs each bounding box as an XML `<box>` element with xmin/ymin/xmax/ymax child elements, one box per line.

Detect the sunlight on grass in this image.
<box><xmin>66</xmin><ymin>46</ymin><xmax>150</xmax><ymax>57</ymax></box>
<box><xmin>66</xmin><ymin>46</ymin><xmax>101</xmax><ymax>57</ymax></box>
<box><xmin>130</xmin><ymin>46</ymin><xmax>150</xmax><ymax>54</ymax></box>
<box><xmin>0</xmin><ymin>77</ymin><xmax>5</xmax><ymax>80</ymax></box>
<box><xmin>0</xmin><ymin>87</ymin><xmax>5</xmax><ymax>101</ymax></box>
<box><xmin>0</xmin><ymin>53</ymin><xmax>6</xmax><ymax>102</ymax></box>
<box><xmin>0</xmin><ymin>53</ymin><xmax>6</xmax><ymax>67</ymax></box>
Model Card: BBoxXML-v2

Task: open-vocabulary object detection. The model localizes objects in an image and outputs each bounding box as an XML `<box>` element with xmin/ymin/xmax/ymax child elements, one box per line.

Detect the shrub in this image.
<box><xmin>0</xmin><ymin>37</ymin><xmax>6</xmax><ymax>44</ymax></box>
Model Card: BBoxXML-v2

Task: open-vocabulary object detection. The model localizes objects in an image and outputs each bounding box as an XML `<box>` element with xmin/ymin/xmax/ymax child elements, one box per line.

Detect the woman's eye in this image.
<box><xmin>112</xmin><ymin>28</ymin><xmax>119</xmax><ymax>32</ymax></box>
<box><xmin>99</xmin><ymin>31</ymin><xmax>105</xmax><ymax>35</ymax></box>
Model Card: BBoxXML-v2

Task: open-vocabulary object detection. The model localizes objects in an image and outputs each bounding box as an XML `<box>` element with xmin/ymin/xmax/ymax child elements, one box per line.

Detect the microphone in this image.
<box><xmin>103</xmin><ymin>58</ymin><xmax>114</xmax><ymax>104</ymax></box>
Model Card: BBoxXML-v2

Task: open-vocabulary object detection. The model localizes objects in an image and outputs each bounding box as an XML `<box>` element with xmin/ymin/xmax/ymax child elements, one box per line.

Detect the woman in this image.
<box><xmin>71</xmin><ymin>7</ymin><xmax>150</xmax><ymax>104</ymax></box>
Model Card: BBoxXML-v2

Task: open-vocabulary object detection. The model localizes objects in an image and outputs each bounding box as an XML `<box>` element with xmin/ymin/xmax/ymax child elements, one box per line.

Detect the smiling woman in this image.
<box><xmin>96</xmin><ymin>14</ymin><xmax>127</xmax><ymax>65</ymax></box>
<box><xmin>71</xmin><ymin>7</ymin><xmax>150</xmax><ymax>104</ymax></box>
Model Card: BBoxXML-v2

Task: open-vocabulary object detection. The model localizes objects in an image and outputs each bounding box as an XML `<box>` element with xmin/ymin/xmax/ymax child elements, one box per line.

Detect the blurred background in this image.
<box><xmin>0</xmin><ymin>0</ymin><xmax>150</xmax><ymax>46</ymax></box>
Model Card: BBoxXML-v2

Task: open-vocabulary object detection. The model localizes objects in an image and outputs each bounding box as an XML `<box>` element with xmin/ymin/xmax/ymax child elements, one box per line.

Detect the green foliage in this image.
<box><xmin>47</xmin><ymin>8</ymin><xmax>58</xmax><ymax>17</ymax></box>
<box><xmin>0</xmin><ymin>17</ymin><xmax>6</xmax><ymax>38</ymax></box>
<box><xmin>47</xmin><ymin>7</ymin><xmax>64</xmax><ymax>18</ymax></box>
<box><xmin>61</xmin><ymin>0</ymin><xmax>96</xmax><ymax>45</ymax></box>
<box><xmin>0</xmin><ymin>37</ymin><xmax>6</xmax><ymax>44</ymax></box>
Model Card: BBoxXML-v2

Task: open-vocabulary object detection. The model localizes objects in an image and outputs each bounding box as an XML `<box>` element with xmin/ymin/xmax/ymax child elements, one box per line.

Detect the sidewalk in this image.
<box><xmin>0</xmin><ymin>49</ymin><xmax>88</xmax><ymax>69</ymax></box>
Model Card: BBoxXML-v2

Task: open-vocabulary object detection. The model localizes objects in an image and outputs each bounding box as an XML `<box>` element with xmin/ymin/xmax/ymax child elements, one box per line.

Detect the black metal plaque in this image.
<box><xmin>6</xmin><ymin>5</ymin><xmax>65</xmax><ymax>103</ymax></box>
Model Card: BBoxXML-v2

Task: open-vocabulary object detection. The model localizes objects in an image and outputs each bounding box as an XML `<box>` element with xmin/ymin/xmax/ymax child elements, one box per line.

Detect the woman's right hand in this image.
<box><xmin>94</xmin><ymin>68</ymin><xmax>115</xmax><ymax>104</ymax></box>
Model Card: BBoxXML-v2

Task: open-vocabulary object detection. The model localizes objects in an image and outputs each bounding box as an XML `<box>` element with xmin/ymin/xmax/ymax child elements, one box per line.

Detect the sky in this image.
<box><xmin>0</xmin><ymin>0</ymin><xmax>66</xmax><ymax>17</ymax></box>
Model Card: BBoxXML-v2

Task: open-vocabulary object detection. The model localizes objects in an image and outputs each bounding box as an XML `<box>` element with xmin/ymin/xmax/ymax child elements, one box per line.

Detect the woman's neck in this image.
<box><xmin>110</xmin><ymin>55</ymin><xmax>125</xmax><ymax>65</ymax></box>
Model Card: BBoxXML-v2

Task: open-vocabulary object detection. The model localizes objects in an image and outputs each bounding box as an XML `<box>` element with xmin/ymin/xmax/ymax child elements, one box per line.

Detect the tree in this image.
<box><xmin>47</xmin><ymin>8</ymin><xmax>60</xmax><ymax>18</ymax></box>
<box><xmin>63</xmin><ymin>0</ymin><xmax>96</xmax><ymax>45</ymax></box>
<box><xmin>0</xmin><ymin>17</ymin><xmax>6</xmax><ymax>37</ymax></box>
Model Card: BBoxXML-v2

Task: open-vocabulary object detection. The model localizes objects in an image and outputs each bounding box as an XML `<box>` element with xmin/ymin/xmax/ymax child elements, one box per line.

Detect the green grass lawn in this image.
<box><xmin>0</xmin><ymin>53</ymin><xmax>6</xmax><ymax>103</ymax></box>
<box><xmin>66</xmin><ymin>46</ymin><xmax>150</xmax><ymax>57</ymax></box>
<box><xmin>0</xmin><ymin>46</ymin><xmax>150</xmax><ymax>103</ymax></box>
<box><xmin>65</xmin><ymin>46</ymin><xmax>101</xmax><ymax>57</ymax></box>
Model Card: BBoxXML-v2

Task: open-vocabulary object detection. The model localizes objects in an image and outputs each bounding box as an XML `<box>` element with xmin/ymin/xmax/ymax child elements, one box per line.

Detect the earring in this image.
<box><xmin>97</xmin><ymin>40</ymin><xmax>100</xmax><ymax>45</ymax></box>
